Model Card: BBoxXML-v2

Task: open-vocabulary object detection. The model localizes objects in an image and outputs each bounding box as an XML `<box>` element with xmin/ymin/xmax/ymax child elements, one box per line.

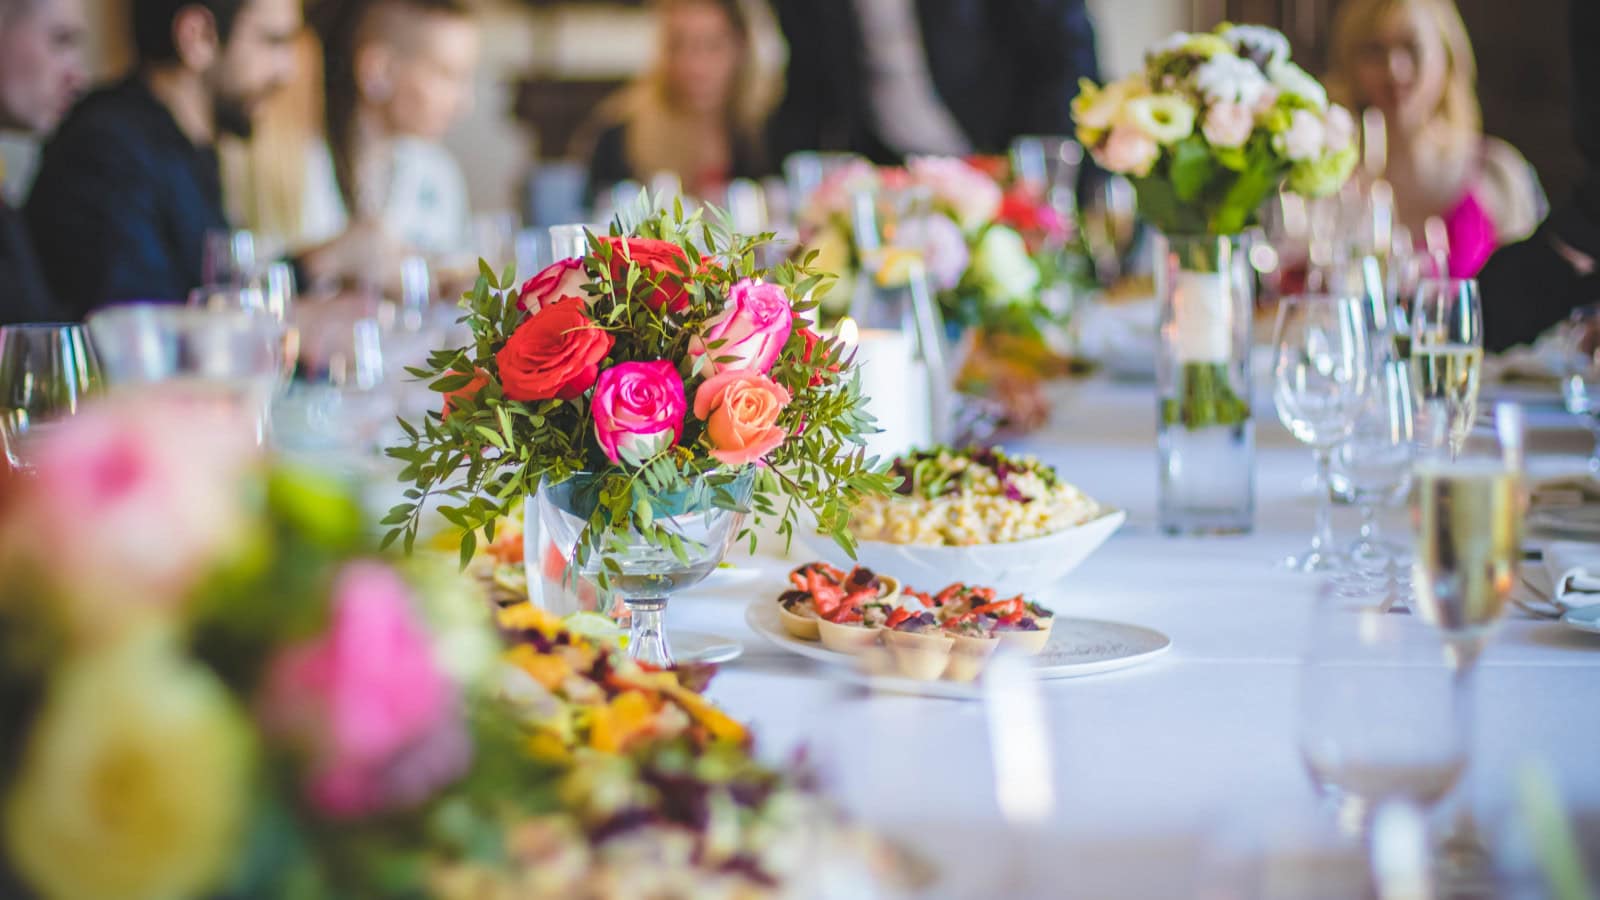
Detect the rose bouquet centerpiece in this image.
<box><xmin>1073</xmin><ymin>23</ymin><xmax>1357</xmax><ymax>533</ymax></box>
<box><xmin>386</xmin><ymin>205</ymin><xmax>894</xmax><ymax>665</ymax></box>
<box><xmin>0</xmin><ymin>398</ymin><xmax>908</xmax><ymax>899</ymax></box>
<box><xmin>799</xmin><ymin>156</ymin><xmax>1078</xmax><ymax>338</ymax></box>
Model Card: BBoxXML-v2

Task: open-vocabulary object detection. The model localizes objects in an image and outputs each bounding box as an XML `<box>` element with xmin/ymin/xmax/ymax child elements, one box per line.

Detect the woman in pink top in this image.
<box><xmin>1328</xmin><ymin>0</ymin><xmax>1544</xmax><ymax>277</ymax></box>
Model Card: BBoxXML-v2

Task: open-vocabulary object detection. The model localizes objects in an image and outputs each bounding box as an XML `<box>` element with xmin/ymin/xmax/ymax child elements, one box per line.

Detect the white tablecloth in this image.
<box><xmin>670</xmin><ymin>378</ymin><xmax>1600</xmax><ymax>898</ymax></box>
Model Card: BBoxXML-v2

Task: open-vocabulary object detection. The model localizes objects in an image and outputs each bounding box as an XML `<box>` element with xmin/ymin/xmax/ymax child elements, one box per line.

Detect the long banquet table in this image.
<box><xmin>669</xmin><ymin>376</ymin><xmax>1600</xmax><ymax>898</ymax></box>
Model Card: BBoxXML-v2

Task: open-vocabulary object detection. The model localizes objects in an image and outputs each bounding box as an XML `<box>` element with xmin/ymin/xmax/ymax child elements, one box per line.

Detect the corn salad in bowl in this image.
<box><xmin>819</xmin><ymin>447</ymin><xmax>1123</xmax><ymax>597</ymax></box>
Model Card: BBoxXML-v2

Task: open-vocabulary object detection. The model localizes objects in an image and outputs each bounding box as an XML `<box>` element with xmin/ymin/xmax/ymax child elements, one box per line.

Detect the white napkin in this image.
<box><xmin>1542</xmin><ymin>541</ymin><xmax>1600</xmax><ymax>610</ymax></box>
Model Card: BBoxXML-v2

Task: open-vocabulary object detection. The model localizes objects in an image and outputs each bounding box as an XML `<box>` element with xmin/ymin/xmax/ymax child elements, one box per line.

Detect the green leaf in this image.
<box><xmin>1170</xmin><ymin>136</ymin><xmax>1214</xmax><ymax>203</ymax></box>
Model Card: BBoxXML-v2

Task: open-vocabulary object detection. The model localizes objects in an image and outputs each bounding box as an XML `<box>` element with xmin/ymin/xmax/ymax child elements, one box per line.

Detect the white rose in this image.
<box><xmin>1222</xmin><ymin>24</ymin><xmax>1290</xmax><ymax>67</ymax></box>
<box><xmin>971</xmin><ymin>226</ymin><xmax>1041</xmax><ymax>303</ymax></box>
<box><xmin>1275</xmin><ymin>109</ymin><xmax>1326</xmax><ymax>162</ymax></box>
<box><xmin>1194</xmin><ymin>54</ymin><xmax>1271</xmax><ymax>109</ymax></box>
<box><xmin>1323</xmin><ymin>104</ymin><xmax>1357</xmax><ymax>153</ymax></box>
<box><xmin>1267</xmin><ymin>59</ymin><xmax>1328</xmax><ymax>111</ymax></box>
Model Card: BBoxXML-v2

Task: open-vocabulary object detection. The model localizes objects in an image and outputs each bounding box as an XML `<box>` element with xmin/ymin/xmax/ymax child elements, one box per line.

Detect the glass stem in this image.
<box><xmin>626</xmin><ymin>597</ymin><xmax>673</xmax><ymax>668</ymax></box>
<box><xmin>1441</xmin><ymin>637</ymin><xmax>1491</xmax><ymax>877</ymax></box>
<box><xmin>1312</xmin><ymin>447</ymin><xmax>1336</xmax><ymax>553</ymax></box>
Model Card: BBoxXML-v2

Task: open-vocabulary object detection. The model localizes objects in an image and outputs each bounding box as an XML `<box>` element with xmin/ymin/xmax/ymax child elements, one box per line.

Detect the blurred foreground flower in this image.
<box><xmin>3</xmin><ymin>628</ymin><xmax>253</xmax><ymax>900</ymax></box>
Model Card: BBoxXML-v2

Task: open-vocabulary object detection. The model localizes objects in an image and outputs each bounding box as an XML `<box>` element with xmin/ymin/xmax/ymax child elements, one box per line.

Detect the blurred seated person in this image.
<box><xmin>25</xmin><ymin>0</ymin><xmax>386</xmax><ymax>315</ymax></box>
<box><xmin>308</xmin><ymin>0</ymin><xmax>477</xmax><ymax>265</ymax></box>
<box><xmin>1480</xmin><ymin>0</ymin><xmax>1600</xmax><ymax>351</ymax></box>
<box><xmin>1328</xmin><ymin>0</ymin><xmax>1543</xmax><ymax>277</ymax></box>
<box><xmin>583</xmin><ymin>0</ymin><xmax>767</xmax><ymax>206</ymax></box>
<box><xmin>0</xmin><ymin>0</ymin><xmax>87</xmax><ymax>324</ymax></box>
<box><xmin>767</xmin><ymin>0</ymin><xmax>1100</xmax><ymax>163</ymax></box>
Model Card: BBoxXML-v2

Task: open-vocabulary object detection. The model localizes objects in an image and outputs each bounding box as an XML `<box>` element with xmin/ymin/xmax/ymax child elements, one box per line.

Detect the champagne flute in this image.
<box><xmin>1331</xmin><ymin>360</ymin><xmax>1415</xmax><ymax>577</ymax></box>
<box><xmin>0</xmin><ymin>324</ymin><xmax>100</xmax><ymax>470</ymax></box>
<box><xmin>1274</xmin><ymin>294</ymin><xmax>1371</xmax><ymax>572</ymax></box>
<box><xmin>1409</xmin><ymin>278</ymin><xmax>1483</xmax><ymax>458</ymax></box>
<box><xmin>1410</xmin><ymin>402</ymin><xmax>1524</xmax><ymax>888</ymax></box>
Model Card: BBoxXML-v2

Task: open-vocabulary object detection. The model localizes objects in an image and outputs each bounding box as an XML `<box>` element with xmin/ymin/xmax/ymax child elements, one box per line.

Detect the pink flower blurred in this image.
<box><xmin>689</xmin><ymin>279</ymin><xmax>794</xmax><ymax>375</ymax></box>
<box><xmin>1202</xmin><ymin>102</ymin><xmax>1255</xmax><ymax>150</ymax></box>
<box><xmin>517</xmin><ymin>258</ymin><xmax>590</xmax><ymax>313</ymax></box>
<box><xmin>591</xmin><ymin>360</ymin><xmax>687</xmax><ymax>464</ymax></box>
<box><xmin>801</xmin><ymin>159</ymin><xmax>880</xmax><ymax>226</ymax></box>
<box><xmin>9</xmin><ymin>397</ymin><xmax>256</xmax><ymax>641</ymax></box>
<box><xmin>1097</xmin><ymin>125</ymin><xmax>1160</xmax><ymax>177</ymax></box>
<box><xmin>892</xmin><ymin>215</ymin><xmax>970</xmax><ymax>291</ymax></box>
<box><xmin>260</xmin><ymin>561</ymin><xmax>469</xmax><ymax>820</ymax></box>
<box><xmin>907</xmin><ymin>156</ymin><xmax>1003</xmax><ymax>231</ymax></box>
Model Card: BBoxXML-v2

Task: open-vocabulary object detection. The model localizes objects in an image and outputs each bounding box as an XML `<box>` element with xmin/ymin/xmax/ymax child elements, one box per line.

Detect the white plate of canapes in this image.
<box><xmin>744</xmin><ymin>563</ymin><xmax>1171</xmax><ymax>699</ymax></box>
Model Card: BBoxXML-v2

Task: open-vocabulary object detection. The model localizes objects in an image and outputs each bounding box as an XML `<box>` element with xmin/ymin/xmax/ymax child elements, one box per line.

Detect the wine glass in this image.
<box><xmin>202</xmin><ymin>228</ymin><xmax>259</xmax><ymax>287</ymax></box>
<box><xmin>1331</xmin><ymin>359</ymin><xmax>1415</xmax><ymax>577</ymax></box>
<box><xmin>1409</xmin><ymin>278</ymin><xmax>1483</xmax><ymax>458</ymax></box>
<box><xmin>1299</xmin><ymin>579</ymin><xmax>1468</xmax><ymax>836</ymax></box>
<box><xmin>0</xmin><ymin>324</ymin><xmax>101</xmax><ymax>471</ymax></box>
<box><xmin>1410</xmin><ymin>402</ymin><xmax>1524</xmax><ymax>887</ymax></box>
<box><xmin>86</xmin><ymin>303</ymin><xmax>283</xmax><ymax>445</ymax></box>
<box><xmin>1274</xmin><ymin>294</ymin><xmax>1372</xmax><ymax>572</ymax></box>
<box><xmin>532</xmin><ymin>470</ymin><xmax>754</xmax><ymax>667</ymax></box>
<box><xmin>274</xmin><ymin>313</ymin><xmax>392</xmax><ymax>462</ymax></box>
<box><xmin>1082</xmin><ymin>175</ymin><xmax>1137</xmax><ymax>284</ymax></box>
<box><xmin>549</xmin><ymin>223</ymin><xmax>592</xmax><ymax>261</ymax></box>
<box><xmin>1008</xmin><ymin>135</ymin><xmax>1083</xmax><ymax>230</ymax></box>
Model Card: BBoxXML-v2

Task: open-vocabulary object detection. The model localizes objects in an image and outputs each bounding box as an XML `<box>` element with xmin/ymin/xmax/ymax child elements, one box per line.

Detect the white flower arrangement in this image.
<box><xmin>1074</xmin><ymin>22</ymin><xmax>1357</xmax><ymax>236</ymax></box>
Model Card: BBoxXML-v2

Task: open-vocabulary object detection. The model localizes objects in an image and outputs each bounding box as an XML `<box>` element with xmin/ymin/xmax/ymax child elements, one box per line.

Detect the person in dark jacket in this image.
<box><xmin>0</xmin><ymin>0</ymin><xmax>87</xmax><ymax>324</ymax></box>
<box><xmin>24</xmin><ymin>0</ymin><xmax>385</xmax><ymax>317</ymax></box>
<box><xmin>1480</xmin><ymin>0</ymin><xmax>1600</xmax><ymax>351</ymax></box>
<box><xmin>766</xmin><ymin>0</ymin><xmax>1101</xmax><ymax>164</ymax></box>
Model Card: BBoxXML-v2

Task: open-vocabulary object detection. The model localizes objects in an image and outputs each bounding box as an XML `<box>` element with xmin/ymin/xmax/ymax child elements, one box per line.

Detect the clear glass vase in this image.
<box><xmin>523</xmin><ymin>471</ymin><xmax>753</xmax><ymax>667</ymax></box>
<box><xmin>1155</xmin><ymin>232</ymin><xmax>1255</xmax><ymax>535</ymax></box>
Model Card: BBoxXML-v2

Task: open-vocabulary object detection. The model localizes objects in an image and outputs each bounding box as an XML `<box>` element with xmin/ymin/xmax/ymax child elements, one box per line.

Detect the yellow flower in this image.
<box><xmin>3</xmin><ymin>629</ymin><xmax>254</xmax><ymax>900</ymax></box>
<box><xmin>588</xmin><ymin>691</ymin><xmax>659</xmax><ymax>753</ymax></box>
<box><xmin>507</xmin><ymin>644</ymin><xmax>573</xmax><ymax>691</ymax></box>
<box><xmin>498</xmin><ymin>602</ymin><xmax>564</xmax><ymax>638</ymax></box>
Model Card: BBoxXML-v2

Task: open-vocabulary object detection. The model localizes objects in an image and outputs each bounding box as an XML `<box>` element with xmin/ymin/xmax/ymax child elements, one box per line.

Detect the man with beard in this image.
<box><xmin>25</xmin><ymin>0</ymin><xmax>383</xmax><ymax>314</ymax></box>
<box><xmin>0</xmin><ymin>0</ymin><xmax>87</xmax><ymax>323</ymax></box>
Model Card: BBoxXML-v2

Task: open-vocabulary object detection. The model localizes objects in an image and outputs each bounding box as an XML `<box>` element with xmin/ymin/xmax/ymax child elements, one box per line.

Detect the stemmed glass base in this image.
<box><xmin>626</xmin><ymin>597</ymin><xmax>673</xmax><ymax>668</ymax></box>
<box><xmin>1284</xmin><ymin>544</ymin><xmax>1347</xmax><ymax>574</ymax></box>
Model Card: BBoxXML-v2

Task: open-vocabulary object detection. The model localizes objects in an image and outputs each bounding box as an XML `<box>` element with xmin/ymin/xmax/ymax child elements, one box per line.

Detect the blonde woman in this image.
<box><xmin>1328</xmin><ymin>0</ymin><xmax>1543</xmax><ymax>276</ymax></box>
<box><xmin>583</xmin><ymin>0</ymin><xmax>771</xmax><ymax>204</ymax></box>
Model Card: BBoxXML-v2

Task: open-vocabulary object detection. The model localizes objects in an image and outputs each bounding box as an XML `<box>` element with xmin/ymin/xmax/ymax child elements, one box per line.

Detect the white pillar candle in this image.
<box><xmin>837</xmin><ymin>318</ymin><xmax>932</xmax><ymax>460</ymax></box>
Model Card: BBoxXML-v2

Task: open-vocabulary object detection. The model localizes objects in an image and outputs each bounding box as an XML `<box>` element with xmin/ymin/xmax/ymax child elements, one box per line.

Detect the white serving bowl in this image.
<box><xmin>799</xmin><ymin>509</ymin><xmax>1126</xmax><ymax>597</ymax></box>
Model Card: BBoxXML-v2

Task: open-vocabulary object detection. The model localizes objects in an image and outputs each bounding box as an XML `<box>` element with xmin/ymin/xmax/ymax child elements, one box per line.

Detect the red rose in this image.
<box><xmin>998</xmin><ymin>188</ymin><xmax>1068</xmax><ymax>248</ymax></box>
<box><xmin>440</xmin><ymin>368</ymin><xmax>490</xmax><ymax>418</ymax></box>
<box><xmin>495</xmin><ymin>298</ymin><xmax>614</xmax><ymax>401</ymax></box>
<box><xmin>965</xmin><ymin>154</ymin><xmax>1010</xmax><ymax>180</ymax></box>
<box><xmin>599</xmin><ymin>236</ymin><xmax>694</xmax><ymax>313</ymax></box>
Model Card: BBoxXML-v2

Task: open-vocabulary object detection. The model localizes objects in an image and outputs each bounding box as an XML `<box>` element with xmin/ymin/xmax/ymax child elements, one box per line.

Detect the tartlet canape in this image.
<box><xmin>881</xmin><ymin>609</ymin><xmax>954</xmax><ymax>680</ymax></box>
<box><xmin>940</xmin><ymin>614</ymin><xmax>1000</xmax><ymax>682</ymax></box>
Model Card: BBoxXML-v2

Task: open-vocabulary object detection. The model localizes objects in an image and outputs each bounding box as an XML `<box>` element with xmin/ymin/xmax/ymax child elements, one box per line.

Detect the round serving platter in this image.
<box><xmin>744</xmin><ymin>601</ymin><xmax>1171</xmax><ymax>699</ymax></box>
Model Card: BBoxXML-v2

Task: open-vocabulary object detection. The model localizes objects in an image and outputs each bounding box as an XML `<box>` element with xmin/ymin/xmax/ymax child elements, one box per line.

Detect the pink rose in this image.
<box><xmin>591</xmin><ymin>360</ymin><xmax>687</xmax><ymax>464</ymax></box>
<box><xmin>7</xmin><ymin>397</ymin><xmax>255</xmax><ymax>643</ymax></box>
<box><xmin>894</xmin><ymin>215</ymin><xmax>969</xmax><ymax>291</ymax></box>
<box><xmin>690</xmin><ymin>278</ymin><xmax>794</xmax><ymax>375</ymax></box>
<box><xmin>1098</xmin><ymin>125</ymin><xmax>1160</xmax><ymax>177</ymax></box>
<box><xmin>907</xmin><ymin>156</ymin><xmax>1002</xmax><ymax>230</ymax></box>
<box><xmin>692</xmin><ymin>369</ymin><xmax>792</xmax><ymax>466</ymax></box>
<box><xmin>1202</xmin><ymin>102</ymin><xmax>1255</xmax><ymax>150</ymax></box>
<box><xmin>260</xmin><ymin>562</ymin><xmax>469</xmax><ymax>820</ymax></box>
<box><xmin>1252</xmin><ymin>86</ymin><xmax>1280</xmax><ymax>116</ymax></box>
<box><xmin>1323</xmin><ymin>104</ymin><xmax>1357</xmax><ymax>154</ymax></box>
<box><xmin>517</xmin><ymin>257</ymin><xmax>589</xmax><ymax>313</ymax></box>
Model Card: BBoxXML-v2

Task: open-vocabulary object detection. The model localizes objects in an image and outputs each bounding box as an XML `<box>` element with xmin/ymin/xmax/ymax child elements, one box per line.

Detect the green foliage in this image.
<box><xmin>1134</xmin><ymin>132</ymin><xmax>1289</xmax><ymax>237</ymax></box>
<box><xmin>384</xmin><ymin>201</ymin><xmax>896</xmax><ymax>586</ymax></box>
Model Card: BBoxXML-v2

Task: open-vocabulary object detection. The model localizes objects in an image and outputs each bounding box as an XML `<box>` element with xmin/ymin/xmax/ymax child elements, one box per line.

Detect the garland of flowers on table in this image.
<box><xmin>0</xmin><ymin>399</ymin><xmax>905</xmax><ymax>899</ymax></box>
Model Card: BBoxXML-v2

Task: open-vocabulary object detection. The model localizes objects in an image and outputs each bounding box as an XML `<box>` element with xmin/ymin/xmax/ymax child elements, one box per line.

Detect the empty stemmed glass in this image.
<box><xmin>1409</xmin><ymin>278</ymin><xmax>1483</xmax><ymax>458</ymax></box>
<box><xmin>0</xmin><ymin>324</ymin><xmax>100</xmax><ymax>471</ymax></box>
<box><xmin>203</xmin><ymin>228</ymin><xmax>260</xmax><ymax>287</ymax></box>
<box><xmin>1299</xmin><ymin>579</ymin><xmax>1468</xmax><ymax>837</ymax></box>
<box><xmin>86</xmin><ymin>304</ymin><xmax>284</xmax><ymax>445</ymax></box>
<box><xmin>1274</xmin><ymin>294</ymin><xmax>1371</xmax><ymax>572</ymax></box>
<box><xmin>1331</xmin><ymin>359</ymin><xmax>1415</xmax><ymax>578</ymax></box>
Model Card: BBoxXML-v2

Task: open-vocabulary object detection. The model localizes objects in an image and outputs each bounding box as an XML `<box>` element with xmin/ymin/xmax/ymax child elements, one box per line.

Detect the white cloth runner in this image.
<box><xmin>1543</xmin><ymin>541</ymin><xmax>1600</xmax><ymax>610</ymax></box>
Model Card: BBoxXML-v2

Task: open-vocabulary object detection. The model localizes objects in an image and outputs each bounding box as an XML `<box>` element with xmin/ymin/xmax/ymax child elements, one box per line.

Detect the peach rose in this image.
<box><xmin>692</xmin><ymin>370</ymin><xmax>792</xmax><ymax>466</ymax></box>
